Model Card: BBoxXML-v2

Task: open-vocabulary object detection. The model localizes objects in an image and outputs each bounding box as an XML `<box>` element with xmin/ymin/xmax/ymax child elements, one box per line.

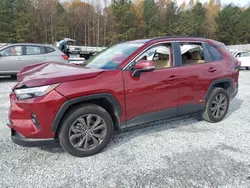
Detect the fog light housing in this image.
<box><xmin>31</xmin><ymin>113</ymin><xmax>40</xmax><ymax>129</ymax></box>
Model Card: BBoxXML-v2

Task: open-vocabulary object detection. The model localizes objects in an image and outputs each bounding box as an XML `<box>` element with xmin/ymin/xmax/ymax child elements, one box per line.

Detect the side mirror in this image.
<box><xmin>132</xmin><ymin>60</ymin><xmax>155</xmax><ymax>77</ymax></box>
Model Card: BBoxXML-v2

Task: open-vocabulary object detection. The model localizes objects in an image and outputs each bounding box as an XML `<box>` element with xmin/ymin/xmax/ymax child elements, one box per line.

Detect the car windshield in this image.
<box><xmin>85</xmin><ymin>42</ymin><xmax>145</xmax><ymax>69</ymax></box>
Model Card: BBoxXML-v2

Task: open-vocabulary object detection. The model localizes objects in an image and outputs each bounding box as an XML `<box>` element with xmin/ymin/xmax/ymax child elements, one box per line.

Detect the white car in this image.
<box><xmin>233</xmin><ymin>51</ymin><xmax>250</xmax><ymax>70</ymax></box>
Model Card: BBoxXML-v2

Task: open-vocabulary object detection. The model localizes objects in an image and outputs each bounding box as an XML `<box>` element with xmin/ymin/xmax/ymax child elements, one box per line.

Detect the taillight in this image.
<box><xmin>237</xmin><ymin>60</ymin><xmax>241</xmax><ymax>67</ymax></box>
<box><xmin>61</xmin><ymin>55</ymin><xmax>69</xmax><ymax>60</ymax></box>
<box><xmin>234</xmin><ymin>60</ymin><xmax>241</xmax><ymax>69</ymax></box>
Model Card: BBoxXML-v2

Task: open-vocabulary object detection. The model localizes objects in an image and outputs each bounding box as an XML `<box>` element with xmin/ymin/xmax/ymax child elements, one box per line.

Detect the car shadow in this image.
<box><xmin>38</xmin><ymin>141</ymin><xmax>65</xmax><ymax>153</ymax></box>
<box><xmin>107</xmin><ymin>114</ymin><xmax>205</xmax><ymax>151</ymax></box>
<box><xmin>0</xmin><ymin>76</ymin><xmax>17</xmax><ymax>82</ymax></box>
<box><xmin>36</xmin><ymin>97</ymin><xmax>244</xmax><ymax>155</ymax></box>
<box><xmin>107</xmin><ymin>98</ymin><xmax>244</xmax><ymax>153</ymax></box>
<box><xmin>225</xmin><ymin>97</ymin><xmax>244</xmax><ymax>119</ymax></box>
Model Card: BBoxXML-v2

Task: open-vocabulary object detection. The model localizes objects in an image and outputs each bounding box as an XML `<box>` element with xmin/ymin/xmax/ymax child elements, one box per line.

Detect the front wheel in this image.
<box><xmin>58</xmin><ymin>104</ymin><xmax>114</xmax><ymax>157</ymax></box>
<box><xmin>202</xmin><ymin>88</ymin><xmax>229</xmax><ymax>123</ymax></box>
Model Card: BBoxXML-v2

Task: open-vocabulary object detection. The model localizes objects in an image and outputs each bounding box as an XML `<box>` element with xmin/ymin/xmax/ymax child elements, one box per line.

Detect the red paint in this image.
<box><xmin>134</xmin><ymin>60</ymin><xmax>155</xmax><ymax>69</ymax></box>
<box><xmin>55</xmin><ymin>70</ymin><xmax>126</xmax><ymax>122</ymax></box>
<box><xmin>178</xmin><ymin>61</ymin><xmax>231</xmax><ymax>106</ymax></box>
<box><xmin>8</xmin><ymin>90</ymin><xmax>67</xmax><ymax>138</ymax></box>
<box><xmin>16</xmin><ymin>62</ymin><xmax>104</xmax><ymax>87</ymax></box>
<box><xmin>122</xmin><ymin>67</ymin><xmax>180</xmax><ymax>120</ymax></box>
<box><xmin>8</xmin><ymin>37</ymin><xmax>239</xmax><ymax>140</ymax></box>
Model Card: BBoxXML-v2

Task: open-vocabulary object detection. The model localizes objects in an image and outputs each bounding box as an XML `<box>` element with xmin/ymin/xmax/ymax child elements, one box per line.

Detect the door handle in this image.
<box><xmin>16</xmin><ymin>57</ymin><xmax>22</xmax><ymax>61</ymax></box>
<box><xmin>207</xmin><ymin>67</ymin><xmax>217</xmax><ymax>73</ymax></box>
<box><xmin>166</xmin><ymin>75</ymin><xmax>179</xmax><ymax>81</ymax></box>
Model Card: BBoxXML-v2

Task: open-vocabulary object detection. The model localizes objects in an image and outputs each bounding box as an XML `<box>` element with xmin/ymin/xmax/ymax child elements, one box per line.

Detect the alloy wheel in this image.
<box><xmin>68</xmin><ymin>114</ymin><xmax>107</xmax><ymax>151</ymax></box>
<box><xmin>211</xmin><ymin>93</ymin><xmax>228</xmax><ymax>119</ymax></box>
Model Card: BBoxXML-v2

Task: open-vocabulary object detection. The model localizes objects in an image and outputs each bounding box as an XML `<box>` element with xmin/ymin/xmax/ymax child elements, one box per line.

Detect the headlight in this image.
<box><xmin>14</xmin><ymin>83</ymin><xmax>60</xmax><ymax>100</ymax></box>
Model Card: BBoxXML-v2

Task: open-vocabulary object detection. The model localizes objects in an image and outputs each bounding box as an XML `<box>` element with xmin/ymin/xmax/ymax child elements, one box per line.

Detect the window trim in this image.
<box><xmin>203</xmin><ymin>42</ymin><xmax>223</xmax><ymax>62</ymax></box>
<box><xmin>24</xmin><ymin>45</ymin><xmax>45</xmax><ymax>56</ymax></box>
<box><xmin>176</xmin><ymin>41</ymin><xmax>208</xmax><ymax>67</ymax></box>
<box><xmin>44</xmin><ymin>47</ymin><xmax>56</xmax><ymax>54</ymax></box>
<box><xmin>123</xmin><ymin>40</ymin><xmax>225</xmax><ymax>70</ymax></box>
<box><xmin>0</xmin><ymin>45</ymin><xmax>24</xmax><ymax>57</ymax></box>
<box><xmin>202</xmin><ymin>42</ymin><xmax>213</xmax><ymax>62</ymax></box>
<box><xmin>123</xmin><ymin>41</ymin><xmax>177</xmax><ymax>71</ymax></box>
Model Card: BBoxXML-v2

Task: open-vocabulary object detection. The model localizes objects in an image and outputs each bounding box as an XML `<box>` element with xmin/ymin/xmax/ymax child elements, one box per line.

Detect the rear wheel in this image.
<box><xmin>58</xmin><ymin>104</ymin><xmax>113</xmax><ymax>157</ymax></box>
<box><xmin>246</xmin><ymin>67</ymin><xmax>250</xmax><ymax>70</ymax></box>
<box><xmin>202</xmin><ymin>88</ymin><xmax>229</xmax><ymax>123</ymax></box>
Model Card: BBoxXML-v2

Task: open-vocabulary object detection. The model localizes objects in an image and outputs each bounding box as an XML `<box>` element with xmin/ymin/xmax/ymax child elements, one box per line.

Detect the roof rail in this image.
<box><xmin>147</xmin><ymin>36</ymin><xmax>206</xmax><ymax>42</ymax></box>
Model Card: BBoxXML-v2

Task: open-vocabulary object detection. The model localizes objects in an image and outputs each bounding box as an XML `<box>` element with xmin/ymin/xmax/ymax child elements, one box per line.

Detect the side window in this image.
<box><xmin>0</xmin><ymin>46</ymin><xmax>22</xmax><ymax>57</ymax></box>
<box><xmin>180</xmin><ymin>43</ymin><xmax>205</xmax><ymax>65</ymax></box>
<box><xmin>26</xmin><ymin>46</ymin><xmax>45</xmax><ymax>55</ymax></box>
<box><xmin>45</xmin><ymin>47</ymin><xmax>55</xmax><ymax>53</ymax></box>
<box><xmin>242</xmin><ymin>52</ymin><xmax>250</xmax><ymax>57</ymax></box>
<box><xmin>133</xmin><ymin>43</ymin><xmax>174</xmax><ymax>70</ymax></box>
<box><xmin>205</xmin><ymin>43</ymin><xmax>223</xmax><ymax>61</ymax></box>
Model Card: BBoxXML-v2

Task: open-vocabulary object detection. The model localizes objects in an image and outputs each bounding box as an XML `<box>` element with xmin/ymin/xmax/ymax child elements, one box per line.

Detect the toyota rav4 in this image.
<box><xmin>8</xmin><ymin>37</ymin><xmax>240</xmax><ymax>157</ymax></box>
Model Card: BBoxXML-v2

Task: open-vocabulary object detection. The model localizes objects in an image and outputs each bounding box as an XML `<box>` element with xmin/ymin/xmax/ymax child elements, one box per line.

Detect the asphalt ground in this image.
<box><xmin>0</xmin><ymin>71</ymin><xmax>250</xmax><ymax>188</ymax></box>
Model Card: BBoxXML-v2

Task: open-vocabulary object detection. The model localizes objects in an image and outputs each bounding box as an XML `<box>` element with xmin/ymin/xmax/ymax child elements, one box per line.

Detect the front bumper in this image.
<box><xmin>10</xmin><ymin>128</ymin><xmax>56</xmax><ymax>147</ymax></box>
<box><xmin>8</xmin><ymin>89</ymin><xmax>67</xmax><ymax>141</ymax></box>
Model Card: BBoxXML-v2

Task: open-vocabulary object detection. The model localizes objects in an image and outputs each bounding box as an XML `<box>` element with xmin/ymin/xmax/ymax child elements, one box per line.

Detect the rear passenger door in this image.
<box><xmin>24</xmin><ymin>45</ymin><xmax>46</xmax><ymax>66</ymax></box>
<box><xmin>176</xmin><ymin>41</ymin><xmax>224</xmax><ymax>115</ymax></box>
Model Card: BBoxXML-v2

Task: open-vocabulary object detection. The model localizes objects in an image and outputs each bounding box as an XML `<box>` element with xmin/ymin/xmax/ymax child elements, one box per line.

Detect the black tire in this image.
<box><xmin>202</xmin><ymin>87</ymin><xmax>229</xmax><ymax>123</ymax></box>
<box><xmin>58</xmin><ymin>104</ymin><xmax>114</xmax><ymax>157</ymax></box>
<box><xmin>246</xmin><ymin>67</ymin><xmax>250</xmax><ymax>70</ymax></box>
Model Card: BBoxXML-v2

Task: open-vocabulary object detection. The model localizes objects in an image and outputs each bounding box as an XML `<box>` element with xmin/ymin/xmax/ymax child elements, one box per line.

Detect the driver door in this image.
<box><xmin>122</xmin><ymin>42</ymin><xmax>180</xmax><ymax>127</ymax></box>
<box><xmin>0</xmin><ymin>45</ymin><xmax>25</xmax><ymax>74</ymax></box>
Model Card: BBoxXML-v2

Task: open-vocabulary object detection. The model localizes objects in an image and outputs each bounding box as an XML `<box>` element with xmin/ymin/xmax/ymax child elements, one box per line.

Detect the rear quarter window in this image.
<box><xmin>205</xmin><ymin>43</ymin><xmax>223</xmax><ymax>61</ymax></box>
<box><xmin>45</xmin><ymin>47</ymin><xmax>55</xmax><ymax>53</ymax></box>
<box><xmin>26</xmin><ymin>46</ymin><xmax>45</xmax><ymax>55</ymax></box>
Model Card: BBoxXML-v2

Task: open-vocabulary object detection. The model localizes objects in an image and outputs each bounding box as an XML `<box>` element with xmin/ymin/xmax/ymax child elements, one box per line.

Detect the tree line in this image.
<box><xmin>0</xmin><ymin>0</ymin><xmax>249</xmax><ymax>46</ymax></box>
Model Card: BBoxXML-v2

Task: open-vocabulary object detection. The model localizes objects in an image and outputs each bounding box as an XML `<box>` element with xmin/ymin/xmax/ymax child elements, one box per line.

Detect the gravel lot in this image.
<box><xmin>0</xmin><ymin>71</ymin><xmax>250</xmax><ymax>188</ymax></box>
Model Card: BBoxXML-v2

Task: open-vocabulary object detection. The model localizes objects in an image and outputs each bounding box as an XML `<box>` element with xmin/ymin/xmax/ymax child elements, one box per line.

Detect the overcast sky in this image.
<box><xmin>61</xmin><ymin>0</ymin><xmax>250</xmax><ymax>7</ymax></box>
<box><xmin>175</xmin><ymin>0</ymin><xmax>250</xmax><ymax>7</ymax></box>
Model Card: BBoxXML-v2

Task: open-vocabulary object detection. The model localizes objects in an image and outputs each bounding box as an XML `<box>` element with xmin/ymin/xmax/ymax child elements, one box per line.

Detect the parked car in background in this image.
<box><xmin>56</xmin><ymin>38</ymin><xmax>96</xmax><ymax>65</ymax></box>
<box><xmin>0</xmin><ymin>43</ymin><xmax>69</xmax><ymax>76</ymax></box>
<box><xmin>8</xmin><ymin>36</ymin><xmax>239</xmax><ymax>157</ymax></box>
<box><xmin>233</xmin><ymin>50</ymin><xmax>250</xmax><ymax>70</ymax></box>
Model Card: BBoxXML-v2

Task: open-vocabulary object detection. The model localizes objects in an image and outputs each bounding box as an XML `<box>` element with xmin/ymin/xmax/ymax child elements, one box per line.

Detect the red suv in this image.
<box><xmin>8</xmin><ymin>37</ymin><xmax>239</xmax><ymax>157</ymax></box>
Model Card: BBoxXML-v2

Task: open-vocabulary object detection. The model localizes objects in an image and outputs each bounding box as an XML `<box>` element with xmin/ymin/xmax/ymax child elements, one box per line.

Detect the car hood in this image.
<box><xmin>16</xmin><ymin>62</ymin><xmax>104</xmax><ymax>88</ymax></box>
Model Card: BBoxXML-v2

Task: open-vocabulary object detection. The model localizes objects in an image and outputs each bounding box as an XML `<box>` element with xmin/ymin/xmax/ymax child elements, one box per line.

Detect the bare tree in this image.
<box><xmin>103</xmin><ymin>0</ymin><xmax>108</xmax><ymax>46</ymax></box>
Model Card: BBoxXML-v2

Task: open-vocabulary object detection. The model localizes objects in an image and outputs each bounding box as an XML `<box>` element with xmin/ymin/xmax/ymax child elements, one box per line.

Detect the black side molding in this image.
<box><xmin>125</xmin><ymin>107</ymin><xmax>177</xmax><ymax>128</ymax></box>
<box><xmin>205</xmin><ymin>78</ymin><xmax>234</xmax><ymax>101</ymax></box>
<box><xmin>121</xmin><ymin>104</ymin><xmax>205</xmax><ymax>129</ymax></box>
<box><xmin>51</xmin><ymin>93</ymin><xmax>122</xmax><ymax>132</ymax></box>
